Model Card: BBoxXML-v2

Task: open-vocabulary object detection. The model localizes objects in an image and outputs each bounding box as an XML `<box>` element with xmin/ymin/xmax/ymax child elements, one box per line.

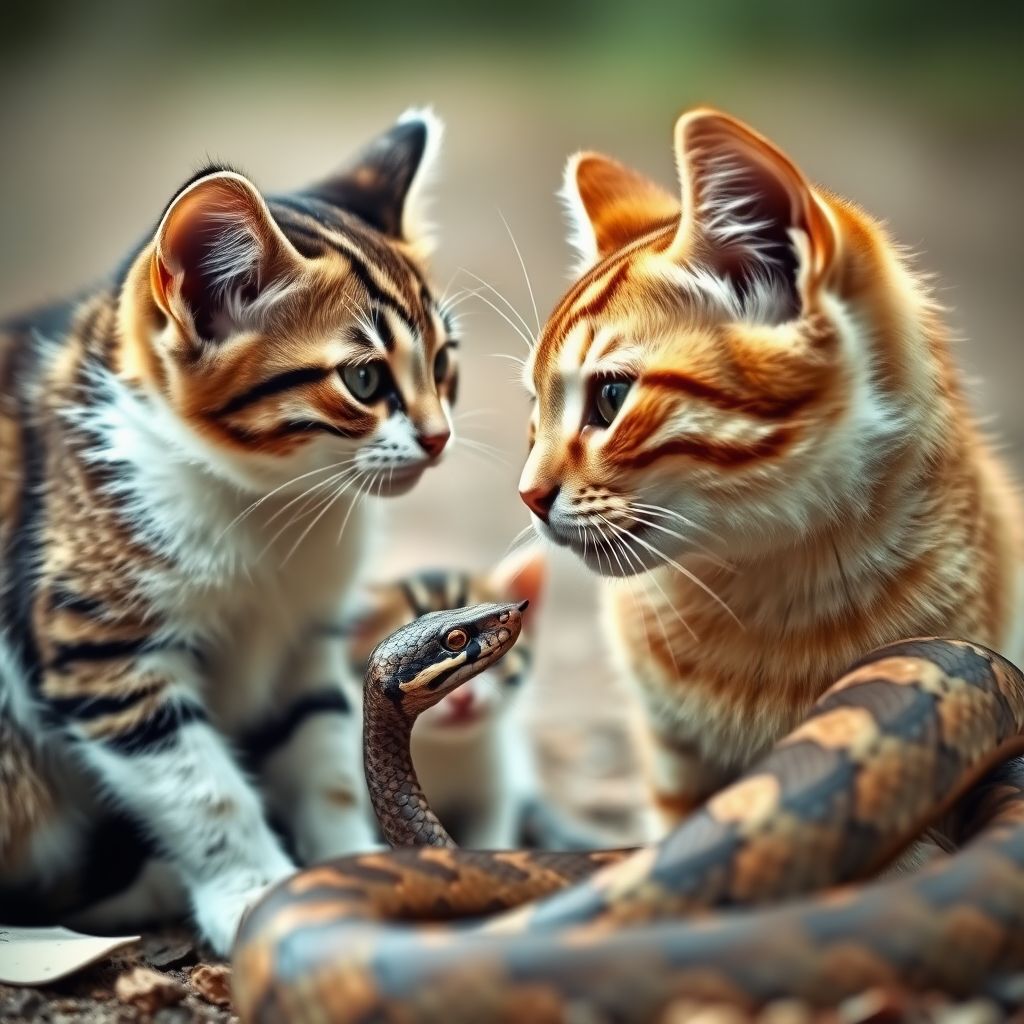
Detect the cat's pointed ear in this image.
<box><xmin>152</xmin><ymin>170</ymin><xmax>302</xmax><ymax>345</ymax></box>
<box><xmin>489</xmin><ymin>547</ymin><xmax>546</xmax><ymax>628</ymax></box>
<box><xmin>303</xmin><ymin>109</ymin><xmax>443</xmax><ymax>249</ymax></box>
<box><xmin>562</xmin><ymin>152</ymin><xmax>680</xmax><ymax>270</ymax></box>
<box><xmin>668</xmin><ymin>108</ymin><xmax>836</xmax><ymax>309</ymax></box>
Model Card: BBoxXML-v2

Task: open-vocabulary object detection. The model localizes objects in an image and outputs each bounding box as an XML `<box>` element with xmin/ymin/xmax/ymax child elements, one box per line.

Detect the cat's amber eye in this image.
<box><xmin>445</xmin><ymin>628</ymin><xmax>468</xmax><ymax>651</ymax></box>
<box><xmin>433</xmin><ymin>345</ymin><xmax>451</xmax><ymax>385</ymax></box>
<box><xmin>593</xmin><ymin>380</ymin><xmax>632</xmax><ymax>427</ymax></box>
<box><xmin>341</xmin><ymin>362</ymin><xmax>387</xmax><ymax>403</ymax></box>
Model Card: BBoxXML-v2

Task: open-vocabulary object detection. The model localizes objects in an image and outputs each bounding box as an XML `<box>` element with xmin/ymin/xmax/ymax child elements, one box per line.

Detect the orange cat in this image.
<box><xmin>518</xmin><ymin>107</ymin><xmax>1024</xmax><ymax>834</ymax></box>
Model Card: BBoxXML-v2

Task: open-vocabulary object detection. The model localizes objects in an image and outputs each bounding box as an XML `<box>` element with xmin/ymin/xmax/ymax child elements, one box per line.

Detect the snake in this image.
<box><xmin>231</xmin><ymin>601</ymin><xmax>1024</xmax><ymax>1023</ymax></box>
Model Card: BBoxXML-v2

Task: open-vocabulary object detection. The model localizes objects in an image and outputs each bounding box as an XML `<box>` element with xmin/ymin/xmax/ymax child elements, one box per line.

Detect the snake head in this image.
<box><xmin>366</xmin><ymin>600</ymin><xmax>527</xmax><ymax>718</ymax></box>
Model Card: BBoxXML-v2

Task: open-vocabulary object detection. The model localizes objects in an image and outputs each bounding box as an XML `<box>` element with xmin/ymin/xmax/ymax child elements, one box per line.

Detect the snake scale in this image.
<box><xmin>232</xmin><ymin>601</ymin><xmax>1024</xmax><ymax>1023</ymax></box>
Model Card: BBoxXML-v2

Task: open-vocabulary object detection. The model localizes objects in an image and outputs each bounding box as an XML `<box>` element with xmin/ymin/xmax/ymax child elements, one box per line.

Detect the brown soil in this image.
<box><xmin>0</xmin><ymin>929</ymin><xmax>230</xmax><ymax>1024</ymax></box>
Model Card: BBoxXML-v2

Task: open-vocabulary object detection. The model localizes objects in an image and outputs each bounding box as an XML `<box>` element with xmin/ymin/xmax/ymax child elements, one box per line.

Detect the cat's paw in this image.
<box><xmin>191</xmin><ymin>864</ymin><xmax>295</xmax><ymax>955</ymax></box>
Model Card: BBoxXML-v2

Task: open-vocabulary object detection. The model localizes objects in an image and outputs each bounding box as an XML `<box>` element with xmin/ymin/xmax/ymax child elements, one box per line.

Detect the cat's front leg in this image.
<box><xmin>255</xmin><ymin>629</ymin><xmax>377</xmax><ymax>863</ymax></box>
<box><xmin>49</xmin><ymin>651</ymin><xmax>295</xmax><ymax>955</ymax></box>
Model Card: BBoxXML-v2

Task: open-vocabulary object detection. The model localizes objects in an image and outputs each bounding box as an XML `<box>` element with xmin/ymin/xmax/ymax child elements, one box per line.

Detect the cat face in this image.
<box><xmin>519</xmin><ymin>108</ymin><xmax>899</xmax><ymax>575</ymax></box>
<box><xmin>118</xmin><ymin>111</ymin><xmax>456</xmax><ymax>497</ymax></box>
<box><xmin>346</xmin><ymin>550</ymin><xmax>544</xmax><ymax>736</ymax></box>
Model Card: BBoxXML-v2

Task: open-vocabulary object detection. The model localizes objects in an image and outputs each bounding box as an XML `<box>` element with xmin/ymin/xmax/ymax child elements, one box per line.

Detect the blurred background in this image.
<box><xmin>2</xmin><ymin>0</ymin><xmax>1021</xmax><ymax>841</ymax></box>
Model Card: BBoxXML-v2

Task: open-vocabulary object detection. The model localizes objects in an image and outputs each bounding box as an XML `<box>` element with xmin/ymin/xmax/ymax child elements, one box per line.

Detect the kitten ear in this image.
<box><xmin>489</xmin><ymin>547</ymin><xmax>546</xmax><ymax>628</ymax></box>
<box><xmin>562</xmin><ymin>152</ymin><xmax>680</xmax><ymax>270</ymax></box>
<box><xmin>303</xmin><ymin>109</ymin><xmax>443</xmax><ymax>249</ymax></box>
<box><xmin>153</xmin><ymin>170</ymin><xmax>302</xmax><ymax>345</ymax></box>
<box><xmin>668</xmin><ymin>108</ymin><xmax>836</xmax><ymax>312</ymax></box>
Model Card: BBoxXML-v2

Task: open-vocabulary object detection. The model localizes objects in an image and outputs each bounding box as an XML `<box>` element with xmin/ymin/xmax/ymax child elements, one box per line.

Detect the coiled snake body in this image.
<box><xmin>233</xmin><ymin>602</ymin><xmax>1024</xmax><ymax>1022</ymax></box>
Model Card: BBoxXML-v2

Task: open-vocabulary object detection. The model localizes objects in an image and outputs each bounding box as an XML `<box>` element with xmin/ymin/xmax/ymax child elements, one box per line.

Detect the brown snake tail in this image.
<box><xmin>232</xmin><ymin>633</ymin><xmax>1024</xmax><ymax>1023</ymax></box>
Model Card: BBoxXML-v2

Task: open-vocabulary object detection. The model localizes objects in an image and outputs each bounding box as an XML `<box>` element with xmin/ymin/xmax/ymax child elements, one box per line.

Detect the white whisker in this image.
<box><xmin>437</xmin><ymin>269</ymin><xmax>462</xmax><ymax>306</ymax></box>
<box><xmin>606</xmin><ymin>522</ymin><xmax>699</xmax><ymax>647</ymax></box>
<box><xmin>600</xmin><ymin>515</ymin><xmax>740</xmax><ymax>629</ymax></box>
<box><xmin>626</xmin><ymin>508</ymin><xmax>733</xmax><ymax>570</ymax></box>
<box><xmin>464</xmin><ymin>288</ymin><xmax>535</xmax><ymax>351</ymax></box>
<box><xmin>335</xmin><ymin>471</ymin><xmax>371</xmax><ymax>548</ymax></box>
<box><xmin>607</xmin><ymin>527</ymin><xmax>687</xmax><ymax>662</ymax></box>
<box><xmin>633</xmin><ymin>502</ymin><xmax>725</xmax><ymax>544</ymax></box>
<box><xmin>457</xmin><ymin>268</ymin><xmax>535</xmax><ymax>343</ymax></box>
<box><xmin>504</xmin><ymin>523</ymin><xmax>537</xmax><ymax>558</ymax></box>
<box><xmin>457</xmin><ymin>436</ymin><xmax>510</xmax><ymax>461</ymax></box>
<box><xmin>277</xmin><ymin>470</ymin><xmax>365</xmax><ymax>566</ymax></box>
<box><xmin>216</xmin><ymin>458</ymin><xmax>357</xmax><ymax>540</ymax></box>
<box><xmin>259</xmin><ymin>474</ymin><xmax>349</xmax><ymax>560</ymax></box>
<box><xmin>263</xmin><ymin>464</ymin><xmax>361</xmax><ymax>528</ymax></box>
<box><xmin>490</xmin><ymin>352</ymin><xmax>527</xmax><ymax>368</ymax></box>
<box><xmin>455</xmin><ymin>443</ymin><xmax>509</xmax><ymax>474</ymax></box>
<box><xmin>454</xmin><ymin>409</ymin><xmax>500</xmax><ymax>421</ymax></box>
<box><xmin>498</xmin><ymin>210</ymin><xmax>541</xmax><ymax>337</ymax></box>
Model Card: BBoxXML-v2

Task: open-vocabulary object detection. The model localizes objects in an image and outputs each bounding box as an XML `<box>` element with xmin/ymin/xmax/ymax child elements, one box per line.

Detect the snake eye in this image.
<box><xmin>445</xmin><ymin>628</ymin><xmax>468</xmax><ymax>651</ymax></box>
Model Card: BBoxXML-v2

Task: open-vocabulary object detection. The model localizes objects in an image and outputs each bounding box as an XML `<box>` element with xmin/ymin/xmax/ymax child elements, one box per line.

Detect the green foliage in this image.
<box><xmin>5</xmin><ymin>0</ymin><xmax>1022</xmax><ymax>56</ymax></box>
<box><xmin>1</xmin><ymin>0</ymin><xmax>1019</xmax><ymax>117</ymax></box>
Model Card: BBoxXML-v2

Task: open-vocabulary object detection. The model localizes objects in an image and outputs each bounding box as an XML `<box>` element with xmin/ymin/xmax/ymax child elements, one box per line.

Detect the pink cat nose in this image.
<box><xmin>417</xmin><ymin>430</ymin><xmax>450</xmax><ymax>459</ymax></box>
<box><xmin>520</xmin><ymin>484</ymin><xmax>559</xmax><ymax>521</ymax></box>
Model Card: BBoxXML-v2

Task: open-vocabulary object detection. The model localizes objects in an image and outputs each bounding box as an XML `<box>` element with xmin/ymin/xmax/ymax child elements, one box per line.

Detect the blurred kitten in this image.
<box><xmin>346</xmin><ymin>550</ymin><xmax>544</xmax><ymax>848</ymax></box>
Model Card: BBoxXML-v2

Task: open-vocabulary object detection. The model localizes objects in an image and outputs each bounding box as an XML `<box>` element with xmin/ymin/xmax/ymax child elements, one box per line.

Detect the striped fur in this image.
<box><xmin>0</xmin><ymin>110</ymin><xmax>458</xmax><ymax>952</ymax></box>
<box><xmin>519</xmin><ymin>108</ymin><xmax>1024</xmax><ymax>836</ymax></box>
<box><xmin>345</xmin><ymin>550</ymin><xmax>544</xmax><ymax>848</ymax></box>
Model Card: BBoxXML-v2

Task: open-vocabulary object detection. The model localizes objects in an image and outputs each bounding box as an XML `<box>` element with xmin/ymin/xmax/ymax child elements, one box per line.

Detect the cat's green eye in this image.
<box><xmin>594</xmin><ymin>381</ymin><xmax>632</xmax><ymax>426</ymax></box>
<box><xmin>341</xmin><ymin>362</ymin><xmax>385</xmax><ymax>403</ymax></box>
<box><xmin>433</xmin><ymin>345</ymin><xmax>451</xmax><ymax>385</ymax></box>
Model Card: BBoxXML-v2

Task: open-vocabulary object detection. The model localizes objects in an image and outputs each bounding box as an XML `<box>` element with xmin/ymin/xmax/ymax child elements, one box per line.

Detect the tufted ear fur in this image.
<box><xmin>302</xmin><ymin>108</ymin><xmax>443</xmax><ymax>250</ymax></box>
<box><xmin>489</xmin><ymin>547</ymin><xmax>545</xmax><ymax>629</ymax></box>
<box><xmin>667</xmin><ymin>108</ymin><xmax>837</xmax><ymax>316</ymax></box>
<box><xmin>152</xmin><ymin>170</ymin><xmax>302</xmax><ymax>346</ymax></box>
<box><xmin>561</xmin><ymin>152</ymin><xmax>680</xmax><ymax>271</ymax></box>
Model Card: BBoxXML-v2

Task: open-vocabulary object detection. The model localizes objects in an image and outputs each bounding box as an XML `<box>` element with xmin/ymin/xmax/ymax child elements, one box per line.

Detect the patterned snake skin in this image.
<box><xmin>232</xmin><ymin>602</ymin><xmax>1024</xmax><ymax>1023</ymax></box>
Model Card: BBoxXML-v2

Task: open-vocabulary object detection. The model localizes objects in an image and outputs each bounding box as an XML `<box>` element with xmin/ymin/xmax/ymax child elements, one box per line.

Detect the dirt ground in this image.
<box><xmin>3</xmin><ymin>932</ymin><xmax>1024</xmax><ymax>1024</ymax></box>
<box><xmin>1</xmin><ymin>34</ymin><xmax>1023</xmax><ymax>1024</ymax></box>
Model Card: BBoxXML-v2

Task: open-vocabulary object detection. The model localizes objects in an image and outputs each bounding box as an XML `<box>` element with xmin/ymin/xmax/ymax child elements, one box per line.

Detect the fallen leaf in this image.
<box><xmin>190</xmin><ymin>963</ymin><xmax>232</xmax><ymax>1007</ymax></box>
<box><xmin>115</xmin><ymin>966</ymin><xmax>187</xmax><ymax>1013</ymax></box>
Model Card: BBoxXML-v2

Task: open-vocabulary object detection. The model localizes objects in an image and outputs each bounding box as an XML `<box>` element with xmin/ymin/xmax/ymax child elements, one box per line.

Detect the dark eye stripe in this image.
<box><xmin>370</xmin><ymin>307</ymin><xmax>395</xmax><ymax>351</ymax></box>
<box><xmin>215</xmin><ymin>366</ymin><xmax>332</xmax><ymax>417</ymax></box>
<box><xmin>426</xmin><ymin>637</ymin><xmax>481</xmax><ymax>690</ymax></box>
<box><xmin>271</xmin><ymin>420</ymin><xmax>367</xmax><ymax>439</ymax></box>
<box><xmin>643</xmin><ymin>369</ymin><xmax>813</xmax><ymax>420</ymax></box>
<box><xmin>219</xmin><ymin>415</ymin><xmax>375</xmax><ymax>447</ymax></box>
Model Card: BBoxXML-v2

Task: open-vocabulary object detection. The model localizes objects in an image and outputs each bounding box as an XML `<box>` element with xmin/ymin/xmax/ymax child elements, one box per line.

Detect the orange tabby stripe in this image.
<box><xmin>642</xmin><ymin>370</ymin><xmax>815</xmax><ymax>420</ymax></box>
<box><xmin>538</xmin><ymin>224</ymin><xmax>676</xmax><ymax>367</ymax></box>
<box><xmin>624</xmin><ymin>428</ymin><xmax>795</xmax><ymax>470</ymax></box>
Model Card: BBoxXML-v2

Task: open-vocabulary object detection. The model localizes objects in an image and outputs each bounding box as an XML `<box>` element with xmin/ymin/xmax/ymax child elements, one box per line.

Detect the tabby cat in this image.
<box><xmin>0</xmin><ymin>110</ymin><xmax>458</xmax><ymax>952</ymax></box>
<box><xmin>518</xmin><ymin>107</ymin><xmax>1024</xmax><ymax>834</ymax></box>
<box><xmin>345</xmin><ymin>550</ymin><xmax>544</xmax><ymax>849</ymax></box>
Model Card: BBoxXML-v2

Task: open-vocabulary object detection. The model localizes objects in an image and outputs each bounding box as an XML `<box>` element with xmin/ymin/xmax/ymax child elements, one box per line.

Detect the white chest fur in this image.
<box><xmin>88</xmin><ymin>380</ymin><xmax>368</xmax><ymax>728</ymax></box>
